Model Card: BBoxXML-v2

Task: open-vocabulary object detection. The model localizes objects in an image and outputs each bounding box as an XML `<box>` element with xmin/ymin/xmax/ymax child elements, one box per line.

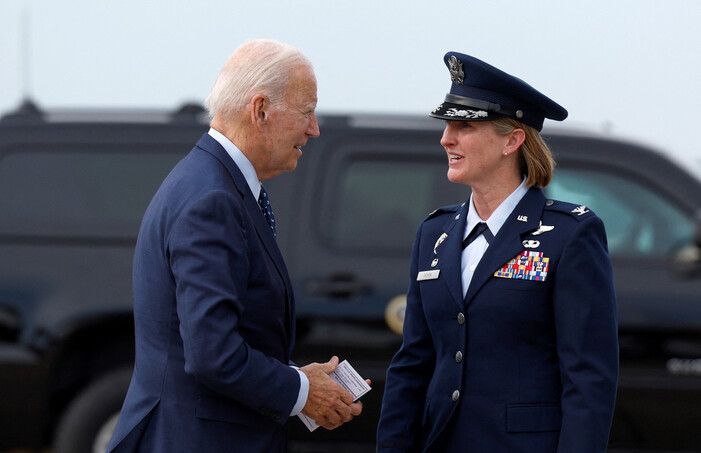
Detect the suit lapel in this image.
<box><xmin>464</xmin><ymin>187</ymin><xmax>546</xmax><ymax>306</ymax></box>
<box><xmin>435</xmin><ymin>203</ymin><xmax>469</xmax><ymax>311</ymax></box>
<box><xmin>195</xmin><ymin>134</ymin><xmax>295</xmax><ymax>340</ymax></box>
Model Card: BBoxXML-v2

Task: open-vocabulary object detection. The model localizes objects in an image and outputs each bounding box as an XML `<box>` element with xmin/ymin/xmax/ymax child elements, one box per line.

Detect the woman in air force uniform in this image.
<box><xmin>377</xmin><ymin>52</ymin><xmax>618</xmax><ymax>453</ymax></box>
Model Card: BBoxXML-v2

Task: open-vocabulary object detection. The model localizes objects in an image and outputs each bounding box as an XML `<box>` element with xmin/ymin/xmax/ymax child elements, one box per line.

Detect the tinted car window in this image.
<box><xmin>322</xmin><ymin>155</ymin><xmax>466</xmax><ymax>252</ymax></box>
<box><xmin>0</xmin><ymin>146</ymin><xmax>183</xmax><ymax>237</ymax></box>
<box><xmin>546</xmin><ymin>168</ymin><xmax>694</xmax><ymax>256</ymax></box>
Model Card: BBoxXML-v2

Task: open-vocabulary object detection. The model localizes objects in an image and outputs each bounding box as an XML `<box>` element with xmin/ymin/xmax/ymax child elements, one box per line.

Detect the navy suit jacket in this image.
<box><xmin>107</xmin><ymin>134</ymin><xmax>299</xmax><ymax>453</ymax></box>
<box><xmin>377</xmin><ymin>187</ymin><xmax>618</xmax><ymax>453</ymax></box>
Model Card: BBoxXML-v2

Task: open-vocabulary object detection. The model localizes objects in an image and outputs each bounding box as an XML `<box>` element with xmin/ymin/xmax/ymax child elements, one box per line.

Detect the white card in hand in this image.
<box><xmin>298</xmin><ymin>359</ymin><xmax>371</xmax><ymax>432</ymax></box>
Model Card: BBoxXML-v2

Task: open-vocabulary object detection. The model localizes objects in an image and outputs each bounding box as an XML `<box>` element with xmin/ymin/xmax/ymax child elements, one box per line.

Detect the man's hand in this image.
<box><xmin>300</xmin><ymin>356</ymin><xmax>364</xmax><ymax>430</ymax></box>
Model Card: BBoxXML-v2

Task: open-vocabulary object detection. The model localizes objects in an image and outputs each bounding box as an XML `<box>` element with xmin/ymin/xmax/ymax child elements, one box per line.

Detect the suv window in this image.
<box><xmin>546</xmin><ymin>168</ymin><xmax>694</xmax><ymax>256</ymax></box>
<box><xmin>321</xmin><ymin>155</ymin><xmax>466</xmax><ymax>252</ymax></box>
<box><xmin>0</xmin><ymin>146</ymin><xmax>183</xmax><ymax>238</ymax></box>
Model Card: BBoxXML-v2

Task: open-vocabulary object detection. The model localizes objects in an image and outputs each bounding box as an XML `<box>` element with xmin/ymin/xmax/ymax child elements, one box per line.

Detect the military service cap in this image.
<box><xmin>429</xmin><ymin>52</ymin><xmax>568</xmax><ymax>131</ymax></box>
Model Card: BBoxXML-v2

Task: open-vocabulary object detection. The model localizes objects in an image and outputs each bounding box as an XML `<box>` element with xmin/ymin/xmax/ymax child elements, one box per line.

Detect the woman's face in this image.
<box><xmin>440</xmin><ymin>120</ymin><xmax>511</xmax><ymax>187</ymax></box>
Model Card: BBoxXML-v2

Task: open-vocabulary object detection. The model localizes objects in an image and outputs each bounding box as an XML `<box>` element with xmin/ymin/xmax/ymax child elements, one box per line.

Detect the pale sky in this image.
<box><xmin>2</xmin><ymin>0</ymin><xmax>701</xmax><ymax>171</ymax></box>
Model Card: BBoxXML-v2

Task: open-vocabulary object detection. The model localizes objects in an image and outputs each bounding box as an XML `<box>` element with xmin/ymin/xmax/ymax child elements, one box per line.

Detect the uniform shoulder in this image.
<box><xmin>543</xmin><ymin>198</ymin><xmax>598</xmax><ymax>221</ymax></box>
<box><xmin>424</xmin><ymin>203</ymin><xmax>463</xmax><ymax>222</ymax></box>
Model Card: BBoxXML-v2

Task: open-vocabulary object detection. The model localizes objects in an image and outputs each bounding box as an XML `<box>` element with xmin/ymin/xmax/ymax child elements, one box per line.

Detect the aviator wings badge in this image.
<box><xmin>531</xmin><ymin>221</ymin><xmax>555</xmax><ymax>236</ymax></box>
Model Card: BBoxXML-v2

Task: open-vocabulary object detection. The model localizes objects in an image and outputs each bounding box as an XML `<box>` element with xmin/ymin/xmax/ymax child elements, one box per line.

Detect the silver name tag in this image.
<box><xmin>417</xmin><ymin>270</ymin><xmax>440</xmax><ymax>281</ymax></box>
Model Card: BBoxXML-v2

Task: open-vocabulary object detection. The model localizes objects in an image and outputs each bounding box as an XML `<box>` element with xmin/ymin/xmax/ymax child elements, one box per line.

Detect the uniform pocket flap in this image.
<box><xmin>506</xmin><ymin>403</ymin><xmax>561</xmax><ymax>433</ymax></box>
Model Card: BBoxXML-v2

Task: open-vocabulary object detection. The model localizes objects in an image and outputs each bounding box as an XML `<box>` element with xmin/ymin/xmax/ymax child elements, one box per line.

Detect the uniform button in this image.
<box><xmin>455</xmin><ymin>351</ymin><xmax>463</xmax><ymax>362</ymax></box>
<box><xmin>546</xmin><ymin>199</ymin><xmax>554</xmax><ymax>206</ymax></box>
<box><xmin>452</xmin><ymin>390</ymin><xmax>460</xmax><ymax>401</ymax></box>
<box><xmin>455</xmin><ymin>214</ymin><xmax>460</xmax><ymax>220</ymax></box>
<box><xmin>457</xmin><ymin>313</ymin><xmax>465</xmax><ymax>324</ymax></box>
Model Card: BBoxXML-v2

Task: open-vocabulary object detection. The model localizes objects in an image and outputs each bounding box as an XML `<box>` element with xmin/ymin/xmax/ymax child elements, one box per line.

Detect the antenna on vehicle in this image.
<box><xmin>2</xmin><ymin>5</ymin><xmax>43</xmax><ymax>122</ymax></box>
<box><xmin>21</xmin><ymin>3</ymin><xmax>33</xmax><ymax>101</ymax></box>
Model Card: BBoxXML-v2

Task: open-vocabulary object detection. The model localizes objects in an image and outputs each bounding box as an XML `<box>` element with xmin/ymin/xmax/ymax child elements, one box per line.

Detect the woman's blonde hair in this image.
<box><xmin>492</xmin><ymin>117</ymin><xmax>555</xmax><ymax>188</ymax></box>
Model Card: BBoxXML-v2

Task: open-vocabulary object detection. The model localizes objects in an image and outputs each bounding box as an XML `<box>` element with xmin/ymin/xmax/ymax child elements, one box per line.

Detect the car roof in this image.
<box><xmin>3</xmin><ymin>100</ymin><xmax>700</xmax><ymax>212</ymax></box>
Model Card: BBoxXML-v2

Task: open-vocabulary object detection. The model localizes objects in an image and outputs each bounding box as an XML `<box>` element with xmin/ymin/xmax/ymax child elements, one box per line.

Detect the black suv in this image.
<box><xmin>1</xmin><ymin>102</ymin><xmax>700</xmax><ymax>452</ymax></box>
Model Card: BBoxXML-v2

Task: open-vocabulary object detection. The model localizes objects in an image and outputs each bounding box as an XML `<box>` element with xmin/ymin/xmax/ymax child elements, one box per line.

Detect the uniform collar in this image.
<box><xmin>466</xmin><ymin>177</ymin><xmax>529</xmax><ymax>238</ymax></box>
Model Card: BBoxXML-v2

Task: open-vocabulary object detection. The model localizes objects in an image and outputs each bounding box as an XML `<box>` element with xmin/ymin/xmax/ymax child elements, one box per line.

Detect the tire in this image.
<box><xmin>53</xmin><ymin>367</ymin><xmax>133</xmax><ymax>453</ymax></box>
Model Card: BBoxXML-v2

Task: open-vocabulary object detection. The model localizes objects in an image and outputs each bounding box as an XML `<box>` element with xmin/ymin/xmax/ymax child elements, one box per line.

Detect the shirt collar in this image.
<box><xmin>208</xmin><ymin>127</ymin><xmax>261</xmax><ymax>199</ymax></box>
<box><xmin>466</xmin><ymin>177</ymin><xmax>529</xmax><ymax>237</ymax></box>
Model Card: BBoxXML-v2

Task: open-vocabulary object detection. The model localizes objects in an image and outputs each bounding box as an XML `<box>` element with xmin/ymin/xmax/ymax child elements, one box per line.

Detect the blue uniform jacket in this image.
<box><xmin>107</xmin><ymin>134</ymin><xmax>299</xmax><ymax>453</ymax></box>
<box><xmin>377</xmin><ymin>187</ymin><xmax>618</xmax><ymax>453</ymax></box>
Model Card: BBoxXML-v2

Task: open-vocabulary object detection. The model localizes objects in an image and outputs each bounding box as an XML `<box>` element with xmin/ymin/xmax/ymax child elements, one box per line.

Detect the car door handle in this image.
<box><xmin>305</xmin><ymin>273</ymin><xmax>372</xmax><ymax>299</ymax></box>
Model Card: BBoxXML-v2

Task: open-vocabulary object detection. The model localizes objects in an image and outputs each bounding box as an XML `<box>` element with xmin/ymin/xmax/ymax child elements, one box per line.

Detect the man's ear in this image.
<box><xmin>250</xmin><ymin>94</ymin><xmax>269</xmax><ymax>129</ymax></box>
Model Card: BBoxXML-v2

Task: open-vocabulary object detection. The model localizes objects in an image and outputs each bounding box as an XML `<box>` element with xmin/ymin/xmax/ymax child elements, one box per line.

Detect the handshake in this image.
<box><xmin>300</xmin><ymin>356</ymin><xmax>371</xmax><ymax>430</ymax></box>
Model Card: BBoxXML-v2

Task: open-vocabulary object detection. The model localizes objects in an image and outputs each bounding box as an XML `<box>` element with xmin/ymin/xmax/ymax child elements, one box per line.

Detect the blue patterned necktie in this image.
<box><xmin>258</xmin><ymin>185</ymin><xmax>276</xmax><ymax>237</ymax></box>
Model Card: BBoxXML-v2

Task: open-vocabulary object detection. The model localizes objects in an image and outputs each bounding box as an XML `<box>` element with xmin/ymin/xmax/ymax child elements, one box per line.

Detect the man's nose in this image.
<box><xmin>307</xmin><ymin>113</ymin><xmax>320</xmax><ymax>137</ymax></box>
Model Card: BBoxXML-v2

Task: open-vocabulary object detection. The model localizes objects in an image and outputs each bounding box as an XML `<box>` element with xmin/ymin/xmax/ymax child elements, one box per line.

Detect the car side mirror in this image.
<box><xmin>672</xmin><ymin>212</ymin><xmax>701</xmax><ymax>278</ymax></box>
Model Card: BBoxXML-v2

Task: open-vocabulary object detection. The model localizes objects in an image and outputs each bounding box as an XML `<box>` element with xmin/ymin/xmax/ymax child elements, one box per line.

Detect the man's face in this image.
<box><xmin>260</xmin><ymin>66</ymin><xmax>320</xmax><ymax>180</ymax></box>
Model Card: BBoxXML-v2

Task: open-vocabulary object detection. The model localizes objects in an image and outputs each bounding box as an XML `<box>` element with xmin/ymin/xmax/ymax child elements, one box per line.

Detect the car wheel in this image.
<box><xmin>53</xmin><ymin>367</ymin><xmax>132</xmax><ymax>453</ymax></box>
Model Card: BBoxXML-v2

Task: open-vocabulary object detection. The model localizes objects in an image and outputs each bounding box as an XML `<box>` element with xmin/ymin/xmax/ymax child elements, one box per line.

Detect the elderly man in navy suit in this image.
<box><xmin>107</xmin><ymin>39</ymin><xmax>363</xmax><ymax>453</ymax></box>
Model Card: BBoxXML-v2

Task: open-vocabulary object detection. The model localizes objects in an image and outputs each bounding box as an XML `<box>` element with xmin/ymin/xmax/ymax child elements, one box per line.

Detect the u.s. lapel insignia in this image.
<box><xmin>531</xmin><ymin>221</ymin><xmax>554</xmax><ymax>236</ymax></box>
<box><xmin>572</xmin><ymin>205</ymin><xmax>590</xmax><ymax>216</ymax></box>
<box><xmin>494</xmin><ymin>251</ymin><xmax>550</xmax><ymax>281</ymax></box>
<box><xmin>523</xmin><ymin>239</ymin><xmax>540</xmax><ymax>249</ymax></box>
<box><xmin>517</xmin><ymin>215</ymin><xmax>528</xmax><ymax>222</ymax></box>
<box><xmin>433</xmin><ymin>233</ymin><xmax>448</xmax><ymax>255</ymax></box>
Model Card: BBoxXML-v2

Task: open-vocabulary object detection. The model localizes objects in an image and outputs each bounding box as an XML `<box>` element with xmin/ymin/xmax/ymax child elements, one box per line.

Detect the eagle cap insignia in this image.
<box><xmin>448</xmin><ymin>55</ymin><xmax>464</xmax><ymax>85</ymax></box>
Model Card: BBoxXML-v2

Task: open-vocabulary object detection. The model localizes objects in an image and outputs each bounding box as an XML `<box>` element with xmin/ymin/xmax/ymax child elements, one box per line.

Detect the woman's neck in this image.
<box><xmin>471</xmin><ymin>176</ymin><xmax>523</xmax><ymax>220</ymax></box>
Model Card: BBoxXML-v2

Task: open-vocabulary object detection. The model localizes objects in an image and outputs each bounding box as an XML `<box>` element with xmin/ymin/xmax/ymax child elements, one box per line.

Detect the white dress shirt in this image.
<box><xmin>461</xmin><ymin>178</ymin><xmax>529</xmax><ymax>298</ymax></box>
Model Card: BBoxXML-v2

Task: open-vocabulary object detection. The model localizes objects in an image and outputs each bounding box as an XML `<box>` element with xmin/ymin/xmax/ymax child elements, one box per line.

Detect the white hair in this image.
<box><xmin>204</xmin><ymin>39</ymin><xmax>313</xmax><ymax>119</ymax></box>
